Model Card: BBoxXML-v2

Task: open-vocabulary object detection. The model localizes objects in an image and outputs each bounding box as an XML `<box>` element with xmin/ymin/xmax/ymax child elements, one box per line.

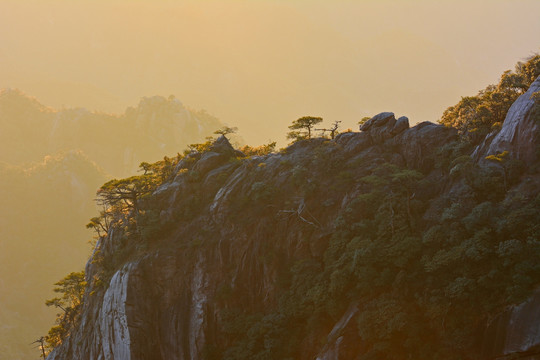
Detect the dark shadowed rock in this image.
<box><xmin>173</xmin><ymin>152</ymin><xmax>200</xmax><ymax>175</ymax></box>
<box><xmin>360</xmin><ymin>112</ymin><xmax>395</xmax><ymax>132</ymax></box>
<box><xmin>391</xmin><ymin>121</ymin><xmax>458</xmax><ymax>170</ymax></box>
<box><xmin>210</xmin><ymin>135</ymin><xmax>236</xmax><ymax>156</ymax></box>
<box><xmin>203</xmin><ymin>163</ymin><xmax>238</xmax><ymax>190</ymax></box>
<box><xmin>392</xmin><ymin>116</ymin><xmax>410</xmax><ymax>135</ymax></box>
<box><xmin>371</xmin><ymin>117</ymin><xmax>396</xmax><ymax>144</ymax></box>
<box><xmin>334</xmin><ymin>131</ymin><xmax>357</xmax><ymax>145</ymax></box>
<box><xmin>336</xmin><ymin>132</ymin><xmax>373</xmax><ymax>155</ymax></box>
<box><xmin>234</xmin><ymin>149</ymin><xmax>246</xmax><ymax>158</ymax></box>
<box><xmin>359</xmin><ymin>112</ymin><xmax>403</xmax><ymax>143</ymax></box>
<box><xmin>481</xmin><ymin>288</ymin><xmax>540</xmax><ymax>359</ymax></box>
<box><xmin>192</xmin><ymin>151</ymin><xmax>227</xmax><ymax>176</ymax></box>
<box><xmin>46</xmin><ymin>95</ymin><xmax>540</xmax><ymax>360</ymax></box>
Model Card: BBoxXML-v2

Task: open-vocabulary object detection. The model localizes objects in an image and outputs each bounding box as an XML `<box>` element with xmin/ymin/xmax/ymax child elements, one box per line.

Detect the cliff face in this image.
<box><xmin>474</xmin><ymin>76</ymin><xmax>540</xmax><ymax>166</ymax></box>
<box><xmin>482</xmin><ymin>288</ymin><xmax>540</xmax><ymax>360</ymax></box>
<box><xmin>0</xmin><ymin>151</ymin><xmax>107</xmax><ymax>360</ymax></box>
<box><xmin>0</xmin><ymin>90</ymin><xmax>225</xmax><ymax>359</ymax></box>
<box><xmin>47</xmin><ymin>78</ymin><xmax>540</xmax><ymax>360</ymax></box>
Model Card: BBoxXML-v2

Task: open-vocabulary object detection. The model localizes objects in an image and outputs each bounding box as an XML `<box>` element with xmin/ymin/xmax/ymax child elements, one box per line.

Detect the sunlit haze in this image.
<box><xmin>1</xmin><ymin>1</ymin><xmax>540</xmax><ymax>358</ymax></box>
<box><xmin>1</xmin><ymin>0</ymin><xmax>539</xmax><ymax>145</ymax></box>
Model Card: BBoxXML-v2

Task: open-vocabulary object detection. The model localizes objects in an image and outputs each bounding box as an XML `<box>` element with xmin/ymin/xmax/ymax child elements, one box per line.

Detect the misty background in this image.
<box><xmin>0</xmin><ymin>0</ymin><xmax>539</xmax><ymax>358</ymax></box>
<box><xmin>2</xmin><ymin>0</ymin><xmax>540</xmax><ymax>145</ymax></box>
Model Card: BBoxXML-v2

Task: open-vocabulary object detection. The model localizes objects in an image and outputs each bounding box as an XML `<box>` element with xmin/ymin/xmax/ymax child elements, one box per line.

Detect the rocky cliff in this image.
<box><xmin>0</xmin><ymin>90</ymin><xmax>228</xmax><ymax>359</ymax></box>
<box><xmin>46</xmin><ymin>77</ymin><xmax>540</xmax><ymax>360</ymax></box>
<box><xmin>0</xmin><ymin>151</ymin><xmax>107</xmax><ymax>360</ymax></box>
<box><xmin>474</xmin><ymin>76</ymin><xmax>540</xmax><ymax>166</ymax></box>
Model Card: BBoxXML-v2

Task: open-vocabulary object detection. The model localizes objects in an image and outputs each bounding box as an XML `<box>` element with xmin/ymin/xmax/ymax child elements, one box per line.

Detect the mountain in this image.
<box><xmin>0</xmin><ymin>151</ymin><xmax>107</xmax><ymax>359</ymax></box>
<box><xmin>45</xmin><ymin>72</ymin><xmax>540</xmax><ymax>359</ymax></box>
<box><xmin>0</xmin><ymin>90</ymin><xmax>225</xmax><ymax>177</ymax></box>
<box><xmin>0</xmin><ymin>92</ymin><xmax>229</xmax><ymax>359</ymax></box>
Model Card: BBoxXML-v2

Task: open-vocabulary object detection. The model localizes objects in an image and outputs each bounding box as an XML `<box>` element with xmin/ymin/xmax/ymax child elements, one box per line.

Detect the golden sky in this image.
<box><xmin>1</xmin><ymin>0</ymin><xmax>539</xmax><ymax>145</ymax></box>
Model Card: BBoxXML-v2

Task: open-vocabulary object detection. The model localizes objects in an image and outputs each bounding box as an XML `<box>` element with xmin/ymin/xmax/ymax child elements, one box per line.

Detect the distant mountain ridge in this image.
<box><xmin>0</xmin><ymin>150</ymin><xmax>106</xmax><ymax>360</ymax></box>
<box><xmin>46</xmin><ymin>76</ymin><xmax>540</xmax><ymax>359</ymax></box>
<box><xmin>0</xmin><ymin>89</ymin><xmax>225</xmax><ymax>177</ymax></box>
<box><xmin>0</xmin><ymin>91</ymin><xmax>227</xmax><ymax>359</ymax></box>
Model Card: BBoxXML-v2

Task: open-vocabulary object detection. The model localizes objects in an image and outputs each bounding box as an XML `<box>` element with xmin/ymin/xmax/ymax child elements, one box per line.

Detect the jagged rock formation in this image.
<box><xmin>47</xmin><ymin>118</ymin><xmax>458</xmax><ymax>360</ymax></box>
<box><xmin>46</xmin><ymin>79</ymin><xmax>540</xmax><ymax>359</ymax></box>
<box><xmin>474</xmin><ymin>76</ymin><xmax>540</xmax><ymax>165</ymax></box>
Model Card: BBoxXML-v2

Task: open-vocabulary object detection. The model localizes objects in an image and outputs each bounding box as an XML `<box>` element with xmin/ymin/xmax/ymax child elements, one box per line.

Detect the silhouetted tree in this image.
<box><xmin>45</xmin><ymin>272</ymin><xmax>86</xmax><ymax>349</ymax></box>
<box><xmin>287</xmin><ymin>116</ymin><xmax>323</xmax><ymax>142</ymax></box>
<box><xmin>214</xmin><ymin>126</ymin><xmax>238</xmax><ymax>138</ymax></box>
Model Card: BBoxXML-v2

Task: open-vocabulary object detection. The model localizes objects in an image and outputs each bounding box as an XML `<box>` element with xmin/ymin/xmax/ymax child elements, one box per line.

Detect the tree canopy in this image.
<box><xmin>287</xmin><ymin>116</ymin><xmax>323</xmax><ymax>142</ymax></box>
<box><xmin>45</xmin><ymin>271</ymin><xmax>86</xmax><ymax>349</ymax></box>
<box><xmin>439</xmin><ymin>54</ymin><xmax>540</xmax><ymax>143</ymax></box>
<box><xmin>214</xmin><ymin>126</ymin><xmax>238</xmax><ymax>138</ymax></box>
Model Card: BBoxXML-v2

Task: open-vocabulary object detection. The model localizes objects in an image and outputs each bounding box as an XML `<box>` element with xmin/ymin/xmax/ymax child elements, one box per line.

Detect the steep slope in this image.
<box><xmin>0</xmin><ymin>152</ymin><xmax>107</xmax><ymax>360</ymax></box>
<box><xmin>45</xmin><ymin>75</ymin><xmax>540</xmax><ymax>359</ymax></box>
<box><xmin>0</xmin><ymin>90</ymin><xmax>230</xmax><ymax>359</ymax></box>
<box><xmin>474</xmin><ymin>76</ymin><xmax>540</xmax><ymax>165</ymax></box>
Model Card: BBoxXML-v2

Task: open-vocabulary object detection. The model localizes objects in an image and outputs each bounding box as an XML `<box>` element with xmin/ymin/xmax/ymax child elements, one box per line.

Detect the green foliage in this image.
<box><xmin>287</xmin><ymin>116</ymin><xmax>323</xmax><ymax>143</ymax></box>
<box><xmin>83</xmin><ymin>153</ymin><xmax>186</xmax><ymax>290</ymax></box>
<box><xmin>187</xmin><ymin>137</ymin><xmax>215</xmax><ymax>153</ymax></box>
<box><xmin>439</xmin><ymin>54</ymin><xmax>540</xmax><ymax>143</ymax></box>
<box><xmin>485</xmin><ymin>150</ymin><xmax>509</xmax><ymax>163</ymax></box>
<box><xmin>139</xmin><ymin>155</ymin><xmax>178</xmax><ymax>182</ymax></box>
<box><xmin>215</xmin><ymin>148</ymin><xmax>540</xmax><ymax>359</ymax></box>
<box><xmin>214</xmin><ymin>126</ymin><xmax>238</xmax><ymax>137</ymax></box>
<box><xmin>45</xmin><ymin>272</ymin><xmax>86</xmax><ymax>350</ymax></box>
<box><xmin>485</xmin><ymin>151</ymin><xmax>524</xmax><ymax>191</ymax></box>
<box><xmin>97</xmin><ymin>176</ymin><xmax>153</xmax><ymax>211</ymax></box>
<box><xmin>358</xmin><ymin>116</ymin><xmax>371</xmax><ymax>126</ymax></box>
<box><xmin>86</xmin><ymin>212</ymin><xmax>110</xmax><ymax>239</ymax></box>
<box><xmin>93</xmin><ymin>154</ymin><xmax>182</xmax><ymax>233</ymax></box>
<box><xmin>238</xmin><ymin>142</ymin><xmax>277</xmax><ymax>157</ymax></box>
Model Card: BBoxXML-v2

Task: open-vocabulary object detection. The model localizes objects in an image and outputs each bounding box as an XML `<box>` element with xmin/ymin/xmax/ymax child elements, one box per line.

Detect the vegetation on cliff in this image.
<box><xmin>44</xmin><ymin>56</ymin><xmax>540</xmax><ymax>359</ymax></box>
<box><xmin>0</xmin><ymin>91</ymin><xmax>228</xmax><ymax>359</ymax></box>
<box><xmin>0</xmin><ymin>151</ymin><xmax>106</xmax><ymax>359</ymax></box>
<box><xmin>439</xmin><ymin>54</ymin><xmax>539</xmax><ymax>144</ymax></box>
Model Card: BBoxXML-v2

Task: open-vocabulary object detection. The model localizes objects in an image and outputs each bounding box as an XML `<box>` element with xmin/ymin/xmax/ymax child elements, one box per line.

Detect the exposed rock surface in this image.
<box><xmin>47</xmin><ymin>102</ymin><xmax>540</xmax><ymax>359</ymax></box>
<box><xmin>316</xmin><ymin>303</ymin><xmax>363</xmax><ymax>360</ymax></box>
<box><xmin>482</xmin><ymin>289</ymin><xmax>540</xmax><ymax>360</ymax></box>
<box><xmin>48</xmin><ymin>264</ymin><xmax>134</xmax><ymax>360</ymax></box>
<box><xmin>474</xmin><ymin>76</ymin><xmax>540</xmax><ymax>165</ymax></box>
<box><xmin>359</xmin><ymin>111</ymin><xmax>395</xmax><ymax>132</ymax></box>
<box><xmin>392</xmin><ymin>116</ymin><xmax>410</xmax><ymax>135</ymax></box>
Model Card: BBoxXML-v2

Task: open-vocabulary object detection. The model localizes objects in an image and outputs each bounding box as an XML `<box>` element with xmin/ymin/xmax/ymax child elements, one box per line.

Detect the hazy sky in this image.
<box><xmin>1</xmin><ymin>0</ymin><xmax>539</xmax><ymax>145</ymax></box>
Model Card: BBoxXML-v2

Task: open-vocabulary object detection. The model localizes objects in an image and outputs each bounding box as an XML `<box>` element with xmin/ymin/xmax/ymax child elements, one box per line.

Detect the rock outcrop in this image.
<box><xmin>48</xmin><ymin>116</ymin><xmax>462</xmax><ymax>360</ymax></box>
<box><xmin>482</xmin><ymin>289</ymin><xmax>540</xmax><ymax>360</ymax></box>
<box><xmin>46</xmin><ymin>104</ymin><xmax>540</xmax><ymax>359</ymax></box>
<box><xmin>356</xmin><ymin>111</ymin><xmax>457</xmax><ymax>170</ymax></box>
<box><xmin>474</xmin><ymin>76</ymin><xmax>540</xmax><ymax>165</ymax></box>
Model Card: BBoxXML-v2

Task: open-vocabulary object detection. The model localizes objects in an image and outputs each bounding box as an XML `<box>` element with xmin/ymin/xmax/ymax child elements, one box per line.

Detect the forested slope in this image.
<box><xmin>45</xmin><ymin>56</ymin><xmax>540</xmax><ymax>359</ymax></box>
